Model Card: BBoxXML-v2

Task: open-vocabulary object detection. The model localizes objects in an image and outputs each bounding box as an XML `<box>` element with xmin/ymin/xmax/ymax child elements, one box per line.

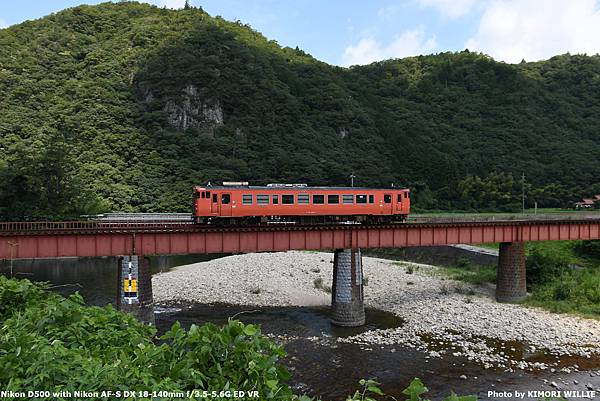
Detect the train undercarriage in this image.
<box><xmin>193</xmin><ymin>214</ymin><xmax>408</xmax><ymax>226</ymax></box>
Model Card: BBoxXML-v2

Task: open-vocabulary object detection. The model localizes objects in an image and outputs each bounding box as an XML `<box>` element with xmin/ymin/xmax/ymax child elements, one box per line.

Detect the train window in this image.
<box><xmin>282</xmin><ymin>195</ymin><xmax>294</xmax><ymax>204</ymax></box>
<box><xmin>298</xmin><ymin>194</ymin><xmax>309</xmax><ymax>204</ymax></box>
<box><xmin>313</xmin><ymin>194</ymin><xmax>325</xmax><ymax>204</ymax></box>
<box><xmin>272</xmin><ymin>195</ymin><xmax>279</xmax><ymax>204</ymax></box>
<box><xmin>242</xmin><ymin>194</ymin><xmax>253</xmax><ymax>205</ymax></box>
<box><xmin>356</xmin><ymin>195</ymin><xmax>367</xmax><ymax>204</ymax></box>
<box><xmin>342</xmin><ymin>194</ymin><xmax>354</xmax><ymax>204</ymax></box>
<box><xmin>257</xmin><ymin>195</ymin><xmax>269</xmax><ymax>205</ymax></box>
<box><xmin>206</xmin><ymin>191</ymin><xmax>210</xmax><ymax>198</ymax></box>
<box><xmin>397</xmin><ymin>194</ymin><xmax>402</xmax><ymax>202</ymax></box>
<box><xmin>212</xmin><ymin>194</ymin><xmax>217</xmax><ymax>202</ymax></box>
<box><xmin>369</xmin><ymin>195</ymin><xmax>374</xmax><ymax>203</ymax></box>
<box><xmin>384</xmin><ymin>194</ymin><xmax>391</xmax><ymax>203</ymax></box>
<box><xmin>328</xmin><ymin>195</ymin><xmax>339</xmax><ymax>204</ymax></box>
<box><xmin>404</xmin><ymin>192</ymin><xmax>408</xmax><ymax>199</ymax></box>
<box><xmin>222</xmin><ymin>194</ymin><xmax>231</xmax><ymax>204</ymax></box>
<box><xmin>201</xmin><ymin>192</ymin><xmax>205</xmax><ymax>199</ymax></box>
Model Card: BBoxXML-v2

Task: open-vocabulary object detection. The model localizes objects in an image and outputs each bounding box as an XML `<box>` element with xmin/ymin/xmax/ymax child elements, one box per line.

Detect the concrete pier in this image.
<box><xmin>331</xmin><ymin>248</ymin><xmax>365</xmax><ymax>326</ymax></box>
<box><xmin>496</xmin><ymin>242</ymin><xmax>527</xmax><ymax>302</ymax></box>
<box><xmin>117</xmin><ymin>255</ymin><xmax>155</xmax><ymax>324</ymax></box>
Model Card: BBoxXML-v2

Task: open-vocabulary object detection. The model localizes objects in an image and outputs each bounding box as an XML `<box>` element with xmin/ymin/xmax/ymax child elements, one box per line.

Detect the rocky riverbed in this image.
<box><xmin>152</xmin><ymin>251</ymin><xmax>600</xmax><ymax>378</ymax></box>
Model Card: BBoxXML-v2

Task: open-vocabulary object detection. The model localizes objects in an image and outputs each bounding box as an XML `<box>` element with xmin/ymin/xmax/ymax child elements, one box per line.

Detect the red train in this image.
<box><xmin>192</xmin><ymin>183</ymin><xmax>410</xmax><ymax>225</ymax></box>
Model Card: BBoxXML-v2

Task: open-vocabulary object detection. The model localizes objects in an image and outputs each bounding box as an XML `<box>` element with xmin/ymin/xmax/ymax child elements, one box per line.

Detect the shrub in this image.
<box><xmin>0</xmin><ymin>275</ymin><xmax>50</xmax><ymax>321</ymax></box>
<box><xmin>552</xmin><ymin>282</ymin><xmax>572</xmax><ymax>301</ymax></box>
<box><xmin>526</xmin><ymin>269</ymin><xmax>600</xmax><ymax>317</ymax></box>
<box><xmin>526</xmin><ymin>246</ymin><xmax>568</xmax><ymax>286</ymax></box>
<box><xmin>0</xmin><ymin>277</ymin><xmax>293</xmax><ymax>400</ymax></box>
<box><xmin>574</xmin><ymin>240</ymin><xmax>600</xmax><ymax>259</ymax></box>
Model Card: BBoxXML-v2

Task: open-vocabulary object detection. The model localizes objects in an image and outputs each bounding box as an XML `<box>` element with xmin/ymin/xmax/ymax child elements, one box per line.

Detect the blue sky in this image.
<box><xmin>2</xmin><ymin>1</ymin><xmax>600</xmax><ymax>65</ymax></box>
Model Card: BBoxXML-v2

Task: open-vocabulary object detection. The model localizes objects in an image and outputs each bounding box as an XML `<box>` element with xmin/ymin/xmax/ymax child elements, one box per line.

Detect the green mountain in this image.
<box><xmin>1</xmin><ymin>1</ymin><xmax>599</xmax><ymax>218</ymax></box>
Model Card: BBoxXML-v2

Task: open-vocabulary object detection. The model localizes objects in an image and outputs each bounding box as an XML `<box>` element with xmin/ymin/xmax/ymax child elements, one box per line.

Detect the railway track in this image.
<box><xmin>2</xmin><ymin>213</ymin><xmax>600</xmax><ymax>236</ymax></box>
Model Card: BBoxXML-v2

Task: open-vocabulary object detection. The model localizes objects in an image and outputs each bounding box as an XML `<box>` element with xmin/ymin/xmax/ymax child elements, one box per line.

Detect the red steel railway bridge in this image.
<box><xmin>1</xmin><ymin>216</ymin><xmax>600</xmax><ymax>326</ymax></box>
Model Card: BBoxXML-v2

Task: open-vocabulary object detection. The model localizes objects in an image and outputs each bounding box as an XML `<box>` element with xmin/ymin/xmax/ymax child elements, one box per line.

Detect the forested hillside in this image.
<box><xmin>1</xmin><ymin>1</ymin><xmax>599</xmax><ymax>218</ymax></box>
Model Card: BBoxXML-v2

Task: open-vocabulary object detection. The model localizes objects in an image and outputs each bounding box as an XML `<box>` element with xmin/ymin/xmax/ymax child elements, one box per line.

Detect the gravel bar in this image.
<box><xmin>152</xmin><ymin>251</ymin><xmax>600</xmax><ymax>372</ymax></box>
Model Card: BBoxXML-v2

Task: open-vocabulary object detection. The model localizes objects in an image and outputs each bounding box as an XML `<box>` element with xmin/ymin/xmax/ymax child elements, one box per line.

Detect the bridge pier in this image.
<box><xmin>496</xmin><ymin>242</ymin><xmax>527</xmax><ymax>302</ymax></box>
<box><xmin>117</xmin><ymin>255</ymin><xmax>155</xmax><ymax>324</ymax></box>
<box><xmin>331</xmin><ymin>248</ymin><xmax>365</xmax><ymax>327</ymax></box>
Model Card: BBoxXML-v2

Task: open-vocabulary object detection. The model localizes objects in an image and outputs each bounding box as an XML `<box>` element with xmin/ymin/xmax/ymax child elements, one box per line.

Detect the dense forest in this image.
<box><xmin>1</xmin><ymin>1</ymin><xmax>600</xmax><ymax>219</ymax></box>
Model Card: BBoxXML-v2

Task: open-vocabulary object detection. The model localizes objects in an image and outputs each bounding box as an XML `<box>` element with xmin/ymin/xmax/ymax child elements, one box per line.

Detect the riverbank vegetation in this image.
<box><xmin>525</xmin><ymin>240</ymin><xmax>600</xmax><ymax>317</ymax></box>
<box><xmin>2</xmin><ymin>2</ymin><xmax>600</xmax><ymax>219</ymax></box>
<box><xmin>0</xmin><ymin>276</ymin><xmax>294</xmax><ymax>400</ymax></box>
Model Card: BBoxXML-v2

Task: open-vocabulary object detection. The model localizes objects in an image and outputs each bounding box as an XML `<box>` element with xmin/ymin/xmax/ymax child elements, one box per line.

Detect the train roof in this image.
<box><xmin>195</xmin><ymin>185</ymin><xmax>410</xmax><ymax>191</ymax></box>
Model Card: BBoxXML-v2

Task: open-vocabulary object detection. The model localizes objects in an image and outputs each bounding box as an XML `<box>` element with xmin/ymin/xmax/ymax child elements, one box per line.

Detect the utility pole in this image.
<box><xmin>349</xmin><ymin>173</ymin><xmax>356</xmax><ymax>187</ymax></box>
<box><xmin>8</xmin><ymin>241</ymin><xmax>18</xmax><ymax>278</ymax></box>
<box><xmin>521</xmin><ymin>172</ymin><xmax>525</xmax><ymax>214</ymax></box>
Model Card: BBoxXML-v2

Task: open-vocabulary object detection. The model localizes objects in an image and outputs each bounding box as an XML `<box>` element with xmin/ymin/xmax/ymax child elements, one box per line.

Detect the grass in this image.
<box><xmin>442</xmin><ymin>264</ymin><xmax>497</xmax><ymax>285</ymax></box>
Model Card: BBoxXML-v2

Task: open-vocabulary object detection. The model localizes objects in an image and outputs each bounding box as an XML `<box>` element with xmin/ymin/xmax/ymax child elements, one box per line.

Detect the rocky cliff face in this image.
<box><xmin>144</xmin><ymin>84</ymin><xmax>224</xmax><ymax>132</ymax></box>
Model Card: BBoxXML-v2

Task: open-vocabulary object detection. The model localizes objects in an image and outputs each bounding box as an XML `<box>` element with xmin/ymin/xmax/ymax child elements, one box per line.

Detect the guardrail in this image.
<box><xmin>83</xmin><ymin>213</ymin><xmax>193</xmax><ymax>222</ymax></box>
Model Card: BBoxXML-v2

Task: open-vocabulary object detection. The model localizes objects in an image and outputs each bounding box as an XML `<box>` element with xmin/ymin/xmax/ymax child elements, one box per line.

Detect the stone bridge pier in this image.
<box><xmin>117</xmin><ymin>255</ymin><xmax>155</xmax><ymax>325</ymax></box>
<box><xmin>496</xmin><ymin>242</ymin><xmax>527</xmax><ymax>302</ymax></box>
<box><xmin>331</xmin><ymin>248</ymin><xmax>365</xmax><ymax>327</ymax></box>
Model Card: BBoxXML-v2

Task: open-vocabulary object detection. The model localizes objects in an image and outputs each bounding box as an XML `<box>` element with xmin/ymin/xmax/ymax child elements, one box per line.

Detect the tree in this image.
<box><xmin>184</xmin><ymin>0</ymin><xmax>191</xmax><ymax>10</ymax></box>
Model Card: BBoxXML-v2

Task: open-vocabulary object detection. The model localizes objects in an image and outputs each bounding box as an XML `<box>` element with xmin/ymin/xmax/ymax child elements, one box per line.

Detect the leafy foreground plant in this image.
<box><xmin>0</xmin><ymin>276</ymin><xmax>293</xmax><ymax>400</ymax></box>
<box><xmin>347</xmin><ymin>378</ymin><xmax>476</xmax><ymax>401</ymax></box>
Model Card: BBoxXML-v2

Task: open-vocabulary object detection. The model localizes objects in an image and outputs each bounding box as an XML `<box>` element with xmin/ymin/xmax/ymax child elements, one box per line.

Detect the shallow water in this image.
<box><xmin>154</xmin><ymin>303</ymin><xmax>404</xmax><ymax>338</ymax></box>
<box><xmin>155</xmin><ymin>303</ymin><xmax>600</xmax><ymax>400</ymax></box>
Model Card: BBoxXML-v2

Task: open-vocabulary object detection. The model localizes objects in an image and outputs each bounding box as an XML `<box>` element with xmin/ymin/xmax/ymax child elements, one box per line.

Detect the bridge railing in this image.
<box><xmin>408</xmin><ymin>212</ymin><xmax>600</xmax><ymax>224</ymax></box>
<box><xmin>0</xmin><ymin>221</ymin><xmax>193</xmax><ymax>233</ymax></box>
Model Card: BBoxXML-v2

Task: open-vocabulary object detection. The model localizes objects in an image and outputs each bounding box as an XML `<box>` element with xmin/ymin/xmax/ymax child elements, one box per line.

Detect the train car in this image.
<box><xmin>192</xmin><ymin>183</ymin><xmax>410</xmax><ymax>225</ymax></box>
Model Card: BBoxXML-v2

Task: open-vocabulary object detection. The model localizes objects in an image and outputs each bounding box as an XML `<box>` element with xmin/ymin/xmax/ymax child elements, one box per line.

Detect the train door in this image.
<box><xmin>211</xmin><ymin>193</ymin><xmax>219</xmax><ymax>214</ymax></box>
<box><xmin>383</xmin><ymin>193</ymin><xmax>393</xmax><ymax>214</ymax></box>
<box><xmin>220</xmin><ymin>193</ymin><xmax>232</xmax><ymax>217</ymax></box>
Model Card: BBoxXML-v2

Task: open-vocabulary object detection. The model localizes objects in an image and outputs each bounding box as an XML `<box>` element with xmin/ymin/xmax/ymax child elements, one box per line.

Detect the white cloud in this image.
<box><xmin>418</xmin><ymin>0</ymin><xmax>479</xmax><ymax>19</ymax></box>
<box><xmin>342</xmin><ymin>27</ymin><xmax>437</xmax><ymax>66</ymax></box>
<box><xmin>466</xmin><ymin>0</ymin><xmax>600</xmax><ymax>63</ymax></box>
<box><xmin>0</xmin><ymin>19</ymin><xmax>7</xmax><ymax>29</ymax></box>
<box><xmin>145</xmin><ymin>0</ymin><xmax>187</xmax><ymax>9</ymax></box>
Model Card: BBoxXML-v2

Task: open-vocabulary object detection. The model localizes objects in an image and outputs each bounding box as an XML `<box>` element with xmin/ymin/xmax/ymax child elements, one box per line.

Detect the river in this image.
<box><xmin>2</xmin><ymin>256</ymin><xmax>599</xmax><ymax>400</ymax></box>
